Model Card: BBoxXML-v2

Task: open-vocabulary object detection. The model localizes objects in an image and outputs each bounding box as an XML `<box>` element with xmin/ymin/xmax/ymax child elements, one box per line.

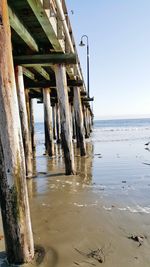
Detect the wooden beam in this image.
<box><xmin>8</xmin><ymin>6</ymin><xmax>39</xmax><ymax>52</ymax></box>
<box><xmin>24</xmin><ymin>79</ymin><xmax>83</xmax><ymax>88</ymax></box>
<box><xmin>8</xmin><ymin>5</ymin><xmax>51</xmax><ymax>81</ymax></box>
<box><xmin>82</xmin><ymin>97</ymin><xmax>94</xmax><ymax>102</ymax></box>
<box><xmin>43</xmin><ymin>0</ymin><xmax>51</xmax><ymax>9</ymax></box>
<box><xmin>23</xmin><ymin>66</ymin><xmax>50</xmax><ymax>81</ymax></box>
<box><xmin>25</xmin><ymin>0</ymin><xmax>78</xmax><ymax>80</ymax></box>
<box><xmin>23</xmin><ymin>67</ymin><xmax>35</xmax><ymax>80</ymax></box>
<box><xmin>26</xmin><ymin>0</ymin><xmax>64</xmax><ymax>52</ymax></box>
<box><xmin>14</xmin><ymin>53</ymin><xmax>77</xmax><ymax>66</ymax></box>
<box><xmin>33</xmin><ymin>66</ymin><xmax>50</xmax><ymax>80</ymax></box>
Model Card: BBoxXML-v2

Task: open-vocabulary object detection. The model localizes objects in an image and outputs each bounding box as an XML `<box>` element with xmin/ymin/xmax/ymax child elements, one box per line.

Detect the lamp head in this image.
<box><xmin>79</xmin><ymin>40</ymin><xmax>85</xmax><ymax>47</ymax></box>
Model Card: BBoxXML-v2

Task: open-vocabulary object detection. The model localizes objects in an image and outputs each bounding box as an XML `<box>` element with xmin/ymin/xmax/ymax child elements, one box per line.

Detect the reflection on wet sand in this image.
<box><xmin>30</xmin><ymin>141</ymin><xmax>94</xmax><ymax>197</ymax></box>
<box><xmin>75</xmin><ymin>142</ymin><xmax>94</xmax><ymax>185</ymax></box>
<box><xmin>26</xmin><ymin>141</ymin><xmax>96</xmax><ymax>267</ymax></box>
<box><xmin>1</xmin><ymin>130</ymin><xmax>150</xmax><ymax>267</ymax></box>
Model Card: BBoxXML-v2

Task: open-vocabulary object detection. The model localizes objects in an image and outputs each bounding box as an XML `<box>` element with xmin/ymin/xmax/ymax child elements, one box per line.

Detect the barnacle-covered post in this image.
<box><xmin>0</xmin><ymin>0</ymin><xmax>34</xmax><ymax>264</ymax></box>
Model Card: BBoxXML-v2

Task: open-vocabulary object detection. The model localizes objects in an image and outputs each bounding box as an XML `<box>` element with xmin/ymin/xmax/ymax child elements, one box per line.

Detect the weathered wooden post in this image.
<box><xmin>55</xmin><ymin>64</ymin><xmax>75</xmax><ymax>174</ymax></box>
<box><xmin>87</xmin><ymin>108</ymin><xmax>92</xmax><ymax>136</ymax></box>
<box><xmin>25</xmin><ymin>88</ymin><xmax>34</xmax><ymax>160</ymax></box>
<box><xmin>43</xmin><ymin>88</ymin><xmax>54</xmax><ymax>157</ymax></box>
<box><xmin>56</xmin><ymin>102</ymin><xmax>61</xmax><ymax>143</ymax></box>
<box><xmin>30</xmin><ymin>98</ymin><xmax>36</xmax><ymax>155</ymax></box>
<box><xmin>89</xmin><ymin>109</ymin><xmax>93</xmax><ymax>133</ymax></box>
<box><xmin>52</xmin><ymin>103</ymin><xmax>57</xmax><ymax>140</ymax></box>
<box><xmin>15</xmin><ymin>66</ymin><xmax>33</xmax><ymax>178</ymax></box>
<box><xmin>71</xmin><ymin>104</ymin><xmax>76</xmax><ymax>140</ymax></box>
<box><xmin>69</xmin><ymin>102</ymin><xmax>73</xmax><ymax>139</ymax></box>
<box><xmin>83</xmin><ymin>105</ymin><xmax>89</xmax><ymax>138</ymax></box>
<box><xmin>74</xmin><ymin>87</ymin><xmax>86</xmax><ymax>156</ymax></box>
<box><xmin>0</xmin><ymin>1</ymin><xmax>34</xmax><ymax>264</ymax></box>
<box><xmin>25</xmin><ymin>89</ymin><xmax>31</xmax><ymax>128</ymax></box>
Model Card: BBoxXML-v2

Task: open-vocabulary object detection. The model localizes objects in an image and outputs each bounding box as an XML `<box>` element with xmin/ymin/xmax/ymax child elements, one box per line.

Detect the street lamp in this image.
<box><xmin>79</xmin><ymin>35</ymin><xmax>90</xmax><ymax>97</ymax></box>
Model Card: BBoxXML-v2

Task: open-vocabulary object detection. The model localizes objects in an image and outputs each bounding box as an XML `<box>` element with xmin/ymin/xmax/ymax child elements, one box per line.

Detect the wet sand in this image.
<box><xmin>0</xmin><ymin>128</ymin><xmax>150</xmax><ymax>266</ymax></box>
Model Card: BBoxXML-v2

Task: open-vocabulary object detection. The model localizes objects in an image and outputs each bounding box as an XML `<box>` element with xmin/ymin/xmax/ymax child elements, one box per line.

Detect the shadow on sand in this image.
<box><xmin>0</xmin><ymin>246</ymin><xmax>58</xmax><ymax>267</ymax></box>
<box><xmin>35</xmin><ymin>172</ymin><xmax>65</xmax><ymax>179</ymax></box>
<box><xmin>0</xmin><ymin>251</ymin><xmax>20</xmax><ymax>267</ymax></box>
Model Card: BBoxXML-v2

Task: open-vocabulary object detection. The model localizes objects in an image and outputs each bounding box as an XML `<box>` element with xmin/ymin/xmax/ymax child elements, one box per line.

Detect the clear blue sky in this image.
<box><xmin>34</xmin><ymin>0</ymin><xmax>150</xmax><ymax>121</ymax></box>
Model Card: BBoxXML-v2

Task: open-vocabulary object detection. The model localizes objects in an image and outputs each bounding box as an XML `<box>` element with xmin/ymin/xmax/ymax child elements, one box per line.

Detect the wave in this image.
<box><xmin>94</xmin><ymin>118</ymin><xmax>150</xmax><ymax>128</ymax></box>
<box><xmin>94</xmin><ymin>126</ymin><xmax>150</xmax><ymax>133</ymax></box>
<box><xmin>103</xmin><ymin>205</ymin><xmax>150</xmax><ymax>214</ymax></box>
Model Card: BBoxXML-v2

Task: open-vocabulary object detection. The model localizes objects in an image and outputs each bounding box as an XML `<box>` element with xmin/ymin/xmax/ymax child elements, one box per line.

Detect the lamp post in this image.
<box><xmin>79</xmin><ymin>35</ymin><xmax>90</xmax><ymax>97</ymax></box>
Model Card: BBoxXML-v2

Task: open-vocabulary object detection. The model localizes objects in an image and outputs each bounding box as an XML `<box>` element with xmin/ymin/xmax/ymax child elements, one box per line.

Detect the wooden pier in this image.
<box><xmin>0</xmin><ymin>0</ymin><xmax>93</xmax><ymax>264</ymax></box>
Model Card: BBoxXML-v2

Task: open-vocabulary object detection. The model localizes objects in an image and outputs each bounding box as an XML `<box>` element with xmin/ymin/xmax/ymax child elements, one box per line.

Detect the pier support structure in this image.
<box><xmin>74</xmin><ymin>87</ymin><xmax>86</xmax><ymax>156</ymax></box>
<box><xmin>52</xmin><ymin>103</ymin><xmax>57</xmax><ymax>140</ymax></box>
<box><xmin>30</xmin><ymin>98</ymin><xmax>36</xmax><ymax>155</ymax></box>
<box><xmin>0</xmin><ymin>1</ymin><xmax>34</xmax><ymax>263</ymax></box>
<box><xmin>25</xmin><ymin>88</ymin><xmax>34</xmax><ymax>157</ymax></box>
<box><xmin>71</xmin><ymin>104</ymin><xmax>76</xmax><ymax>140</ymax></box>
<box><xmin>83</xmin><ymin>105</ymin><xmax>90</xmax><ymax>138</ymax></box>
<box><xmin>56</xmin><ymin>102</ymin><xmax>61</xmax><ymax>143</ymax></box>
<box><xmin>43</xmin><ymin>88</ymin><xmax>54</xmax><ymax>157</ymax></box>
<box><xmin>55</xmin><ymin>64</ymin><xmax>75</xmax><ymax>174</ymax></box>
<box><xmin>15</xmin><ymin>66</ymin><xmax>33</xmax><ymax>178</ymax></box>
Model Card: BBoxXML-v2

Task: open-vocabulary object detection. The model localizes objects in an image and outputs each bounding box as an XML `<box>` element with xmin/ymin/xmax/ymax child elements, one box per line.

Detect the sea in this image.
<box><xmin>34</xmin><ymin>118</ymin><xmax>150</xmax><ymax>214</ymax></box>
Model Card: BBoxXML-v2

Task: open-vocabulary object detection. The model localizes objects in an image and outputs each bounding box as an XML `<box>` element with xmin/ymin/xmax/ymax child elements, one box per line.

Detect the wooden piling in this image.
<box><xmin>83</xmin><ymin>105</ymin><xmax>90</xmax><ymax>138</ymax></box>
<box><xmin>25</xmin><ymin>89</ymin><xmax>31</xmax><ymax>128</ymax></box>
<box><xmin>52</xmin><ymin>103</ymin><xmax>57</xmax><ymax>140</ymax></box>
<box><xmin>71</xmin><ymin>104</ymin><xmax>76</xmax><ymax>140</ymax></box>
<box><xmin>15</xmin><ymin>66</ymin><xmax>33</xmax><ymax>178</ymax></box>
<box><xmin>74</xmin><ymin>87</ymin><xmax>86</xmax><ymax>156</ymax></box>
<box><xmin>56</xmin><ymin>102</ymin><xmax>61</xmax><ymax>143</ymax></box>
<box><xmin>55</xmin><ymin>64</ymin><xmax>75</xmax><ymax>175</ymax></box>
<box><xmin>88</xmin><ymin>109</ymin><xmax>93</xmax><ymax>133</ymax></box>
<box><xmin>30</xmin><ymin>98</ymin><xmax>36</xmax><ymax>155</ymax></box>
<box><xmin>25</xmin><ymin>88</ymin><xmax>34</xmax><ymax>160</ymax></box>
<box><xmin>0</xmin><ymin>1</ymin><xmax>34</xmax><ymax>263</ymax></box>
<box><xmin>69</xmin><ymin>103</ymin><xmax>73</xmax><ymax>140</ymax></box>
<box><xmin>43</xmin><ymin>88</ymin><xmax>54</xmax><ymax>157</ymax></box>
<box><xmin>87</xmin><ymin>108</ymin><xmax>92</xmax><ymax>135</ymax></box>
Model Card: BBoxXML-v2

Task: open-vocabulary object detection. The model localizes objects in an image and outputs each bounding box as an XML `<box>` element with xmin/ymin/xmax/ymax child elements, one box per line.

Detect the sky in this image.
<box><xmin>34</xmin><ymin>0</ymin><xmax>150</xmax><ymax>121</ymax></box>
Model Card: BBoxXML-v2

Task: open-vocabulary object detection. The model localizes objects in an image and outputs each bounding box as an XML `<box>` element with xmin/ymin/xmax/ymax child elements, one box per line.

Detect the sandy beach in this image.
<box><xmin>0</xmin><ymin>120</ymin><xmax>150</xmax><ymax>266</ymax></box>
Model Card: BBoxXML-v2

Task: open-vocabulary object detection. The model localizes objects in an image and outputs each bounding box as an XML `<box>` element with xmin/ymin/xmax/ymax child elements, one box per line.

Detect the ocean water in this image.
<box><xmin>92</xmin><ymin>118</ymin><xmax>150</xmax><ymax>211</ymax></box>
<box><xmin>34</xmin><ymin>118</ymin><xmax>150</xmax><ymax>213</ymax></box>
